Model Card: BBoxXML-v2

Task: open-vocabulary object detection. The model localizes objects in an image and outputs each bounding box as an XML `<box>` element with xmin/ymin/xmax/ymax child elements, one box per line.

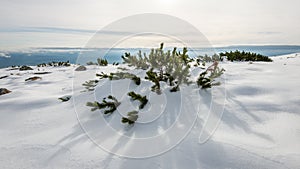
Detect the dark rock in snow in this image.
<box><xmin>0</xmin><ymin>88</ymin><xmax>11</xmax><ymax>95</ymax></box>
<box><xmin>0</xmin><ymin>75</ymin><xmax>9</xmax><ymax>79</ymax></box>
<box><xmin>58</xmin><ymin>95</ymin><xmax>72</xmax><ymax>102</ymax></box>
<box><xmin>25</xmin><ymin>76</ymin><xmax>42</xmax><ymax>81</ymax></box>
<box><xmin>19</xmin><ymin>65</ymin><xmax>33</xmax><ymax>71</ymax></box>
<box><xmin>33</xmin><ymin>72</ymin><xmax>52</xmax><ymax>75</ymax></box>
<box><xmin>75</xmin><ymin>65</ymin><xmax>87</xmax><ymax>71</ymax></box>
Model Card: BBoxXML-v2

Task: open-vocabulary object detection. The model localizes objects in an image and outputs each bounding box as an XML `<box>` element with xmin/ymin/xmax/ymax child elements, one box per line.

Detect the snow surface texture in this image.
<box><xmin>0</xmin><ymin>53</ymin><xmax>299</xmax><ymax>169</ymax></box>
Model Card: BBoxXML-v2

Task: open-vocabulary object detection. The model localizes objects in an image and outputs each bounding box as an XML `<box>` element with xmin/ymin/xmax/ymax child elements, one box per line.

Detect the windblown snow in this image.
<box><xmin>0</xmin><ymin>53</ymin><xmax>299</xmax><ymax>169</ymax></box>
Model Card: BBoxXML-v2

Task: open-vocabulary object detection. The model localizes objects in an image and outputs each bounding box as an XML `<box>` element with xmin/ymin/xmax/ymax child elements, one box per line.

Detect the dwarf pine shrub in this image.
<box><xmin>97</xmin><ymin>58</ymin><xmax>108</xmax><ymax>66</ymax></box>
<box><xmin>37</xmin><ymin>61</ymin><xmax>70</xmax><ymax>67</ymax></box>
<box><xmin>84</xmin><ymin>43</ymin><xmax>227</xmax><ymax>128</ymax></box>
<box><xmin>196</xmin><ymin>54</ymin><xmax>224</xmax><ymax>63</ymax></box>
<box><xmin>112</xmin><ymin>62</ymin><xmax>119</xmax><ymax>66</ymax></box>
<box><xmin>219</xmin><ymin>50</ymin><xmax>272</xmax><ymax>62</ymax></box>
<box><xmin>122</xmin><ymin>43</ymin><xmax>193</xmax><ymax>93</ymax></box>
<box><xmin>86</xmin><ymin>61</ymin><xmax>98</xmax><ymax>65</ymax></box>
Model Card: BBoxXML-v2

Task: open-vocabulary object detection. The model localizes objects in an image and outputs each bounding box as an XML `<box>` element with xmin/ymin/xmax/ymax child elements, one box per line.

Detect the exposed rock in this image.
<box><xmin>58</xmin><ymin>95</ymin><xmax>72</xmax><ymax>102</ymax></box>
<box><xmin>0</xmin><ymin>75</ymin><xmax>9</xmax><ymax>79</ymax></box>
<box><xmin>0</xmin><ymin>88</ymin><xmax>11</xmax><ymax>95</ymax></box>
<box><xmin>19</xmin><ymin>65</ymin><xmax>33</xmax><ymax>71</ymax></box>
<box><xmin>33</xmin><ymin>72</ymin><xmax>52</xmax><ymax>75</ymax></box>
<box><xmin>8</xmin><ymin>66</ymin><xmax>19</xmax><ymax>70</ymax></box>
<box><xmin>75</xmin><ymin>65</ymin><xmax>87</xmax><ymax>71</ymax></box>
<box><xmin>25</xmin><ymin>76</ymin><xmax>42</xmax><ymax>81</ymax></box>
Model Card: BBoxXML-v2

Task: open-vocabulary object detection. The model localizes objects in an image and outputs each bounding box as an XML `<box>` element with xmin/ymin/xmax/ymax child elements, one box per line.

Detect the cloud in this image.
<box><xmin>0</xmin><ymin>27</ymin><xmax>95</xmax><ymax>34</ymax></box>
<box><xmin>256</xmin><ymin>31</ymin><xmax>282</xmax><ymax>35</ymax></box>
<box><xmin>0</xmin><ymin>26</ymin><xmax>206</xmax><ymax>37</ymax></box>
<box><xmin>0</xmin><ymin>27</ymin><xmax>134</xmax><ymax>35</ymax></box>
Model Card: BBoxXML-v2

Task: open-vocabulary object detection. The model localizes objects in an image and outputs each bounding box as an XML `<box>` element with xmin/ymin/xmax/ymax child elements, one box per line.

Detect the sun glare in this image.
<box><xmin>159</xmin><ymin>0</ymin><xmax>175</xmax><ymax>5</ymax></box>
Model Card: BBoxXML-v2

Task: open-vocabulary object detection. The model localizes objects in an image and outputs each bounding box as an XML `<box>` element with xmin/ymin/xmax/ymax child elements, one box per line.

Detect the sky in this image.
<box><xmin>0</xmin><ymin>0</ymin><xmax>299</xmax><ymax>50</ymax></box>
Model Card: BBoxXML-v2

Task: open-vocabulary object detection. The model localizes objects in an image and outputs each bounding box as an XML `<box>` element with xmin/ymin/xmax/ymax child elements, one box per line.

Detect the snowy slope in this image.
<box><xmin>0</xmin><ymin>53</ymin><xmax>299</xmax><ymax>169</ymax></box>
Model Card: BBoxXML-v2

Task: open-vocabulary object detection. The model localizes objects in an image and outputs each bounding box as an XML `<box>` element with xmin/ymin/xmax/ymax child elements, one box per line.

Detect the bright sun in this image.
<box><xmin>160</xmin><ymin>0</ymin><xmax>175</xmax><ymax>5</ymax></box>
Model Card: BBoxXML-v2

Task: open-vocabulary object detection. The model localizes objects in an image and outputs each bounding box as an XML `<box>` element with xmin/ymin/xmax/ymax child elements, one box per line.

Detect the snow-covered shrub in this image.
<box><xmin>121</xmin><ymin>111</ymin><xmax>138</xmax><ymax>125</ymax></box>
<box><xmin>197</xmin><ymin>61</ymin><xmax>225</xmax><ymax>89</ymax></box>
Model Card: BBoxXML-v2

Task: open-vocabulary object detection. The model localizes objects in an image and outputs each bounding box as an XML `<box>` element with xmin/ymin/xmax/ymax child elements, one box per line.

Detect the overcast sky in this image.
<box><xmin>0</xmin><ymin>0</ymin><xmax>299</xmax><ymax>49</ymax></box>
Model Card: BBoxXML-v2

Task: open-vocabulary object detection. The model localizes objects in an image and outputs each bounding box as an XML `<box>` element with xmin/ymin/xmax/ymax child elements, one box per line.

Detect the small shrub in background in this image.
<box><xmin>97</xmin><ymin>58</ymin><xmax>108</xmax><ymax>66</ymax></box>
<box><xmin>219</xmin><ymin>50</ymin><xmax>272</xmax><ymax>62</ymax></box>
<box><xmin>37</xmin><ymin>61</ymin><xmax>70</xmax><ymax>67</ymax></box>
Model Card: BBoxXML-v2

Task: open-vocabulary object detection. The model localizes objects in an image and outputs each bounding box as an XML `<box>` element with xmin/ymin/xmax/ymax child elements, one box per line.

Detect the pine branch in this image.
<box><xmin>145</xmin><ymin>68</ymin><xmax>161</xmax><ymax>94</ymax></box>
<box><xmin>86</xmin><ymin>95</ymin><xmax>121</xmax><ymax>114</ymax></box>
<box><xmin>197</xmin><ymin>71</ymin><xmax>212</xmax><ymax>89</ymax></box>
<box><xmin>121</xmin><ymin>52</ymin><xmax>149</xmax><ymax>70</ymax></box>
<box><xmin>131</xmin><ymin>76</ymin><xmax>141</xmax><ymax>85</ymax></box>
<box><xmin>96</xmin><ymin>72</ymin><xmax>113</xmax><ymax>80</ymax></box>
<box><xmin>170</xmin><ymin>85</ymin><xmax>180</xmax><ymax>92</ymax></box>
<box><xmin>96</xmin><ymin>72</ymin><xmax>141</xmax><ymax>85</ymax></box>
<box><xmin>82</xmin><ymin>80</ymin><xmax>99</xmax><ymax>91</ymax></box>
<box><xmin>122</xmin><ymin>111</ymin><xmax>138</xmax><ymax>125</ymax></box>
<box><xmin>128</xmin><ymin>91</ymin><xmax>148</xmax><ymax>109</ymax></box>
<box><xmin>209</xmin><ymin>67</ymin><xmax>225</xmax><ymax>80</ymax></box>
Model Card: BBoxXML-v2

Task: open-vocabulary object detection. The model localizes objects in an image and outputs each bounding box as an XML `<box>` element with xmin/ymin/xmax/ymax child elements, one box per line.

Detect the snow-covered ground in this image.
<box><xmin>0</xmin><ymin>53</ymin><xmax>299</xmax><ymax>169</ymax></box>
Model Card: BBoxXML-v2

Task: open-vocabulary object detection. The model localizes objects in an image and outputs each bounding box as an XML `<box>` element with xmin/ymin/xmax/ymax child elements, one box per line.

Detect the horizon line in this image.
<box><xmin>1</xmin><ymin>44</ymin><xmax>300</xmax><ymax>52</ymax></box>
